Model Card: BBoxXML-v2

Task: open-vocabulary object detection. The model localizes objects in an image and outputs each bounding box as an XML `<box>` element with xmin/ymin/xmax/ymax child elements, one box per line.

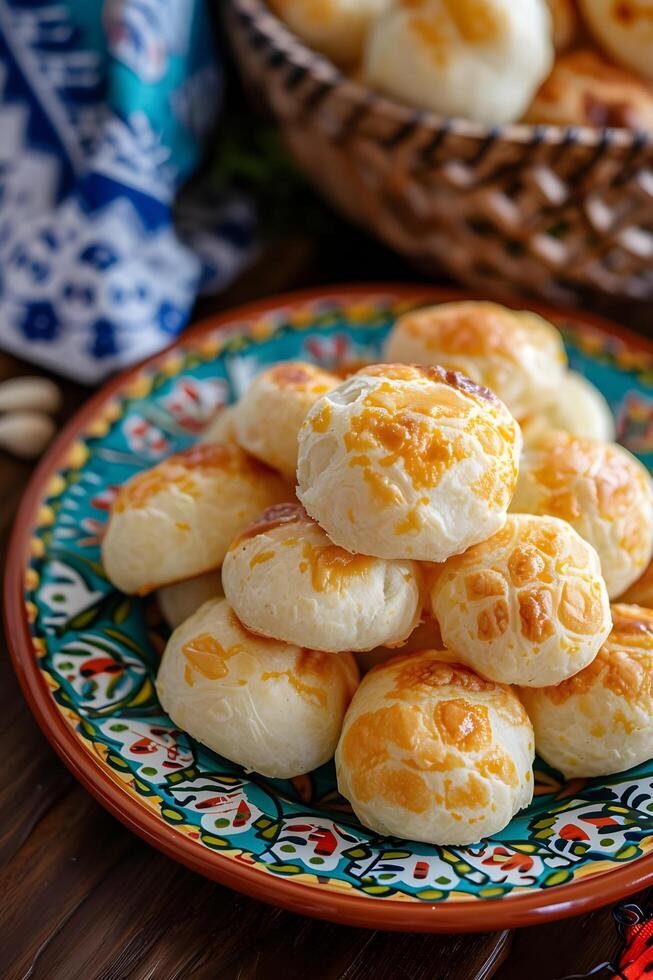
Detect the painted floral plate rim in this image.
<box><xmin>8</xmin><ymin>284</ymin><xmax>653</xmax><ymax>934</ymax></box>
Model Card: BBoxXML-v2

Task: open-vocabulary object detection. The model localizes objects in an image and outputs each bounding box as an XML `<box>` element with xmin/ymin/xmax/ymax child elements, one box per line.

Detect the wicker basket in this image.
<box><xmin>225</xmin><ymin>0</ymin><xmax>653</xmax><ymax>304</ymax></box>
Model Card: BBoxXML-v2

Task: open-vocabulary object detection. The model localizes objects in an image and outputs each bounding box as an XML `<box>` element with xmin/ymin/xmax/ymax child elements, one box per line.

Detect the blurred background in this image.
<box><xmin>3</xmin><ymin>0</ymin><xmax>651</xmax><ymax>393</ymax></box>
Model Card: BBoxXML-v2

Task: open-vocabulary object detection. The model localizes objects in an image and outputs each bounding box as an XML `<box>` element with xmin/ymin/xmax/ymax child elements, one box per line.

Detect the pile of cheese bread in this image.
<box><xmin>267</xmin><ymin>0</ymin><xmax>653</xmax><ymax>131</ymax></box>
<box><xmin>101</xmin><ymin>300</ymin><xmax>653</xmax><ymax>845</ymax></box>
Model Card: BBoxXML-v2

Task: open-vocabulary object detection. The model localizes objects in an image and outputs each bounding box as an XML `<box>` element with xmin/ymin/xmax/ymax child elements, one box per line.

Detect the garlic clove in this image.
<box><xmin>0</xmin><ymin>412</ymin><xmax>56</xmax><ymax>459</ymax></box>
<box><xmin>0</xmin><ymin>376</ymin><xmax>62</xmax><ymax>415</ymax></box>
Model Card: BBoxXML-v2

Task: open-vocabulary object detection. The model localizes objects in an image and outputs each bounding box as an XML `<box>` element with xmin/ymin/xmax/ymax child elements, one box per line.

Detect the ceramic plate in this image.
<box><xmin>9</xmin><ymin>285</ymin><xmax>653</xmax><ymax>933</ymax></box>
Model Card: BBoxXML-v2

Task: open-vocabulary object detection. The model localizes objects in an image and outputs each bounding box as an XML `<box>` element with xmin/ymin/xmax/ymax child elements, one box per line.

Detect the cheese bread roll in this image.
<box><xmin>199</xmin><ymin>406</ymin><xmax>238</xmax><ymax>445</ymax></box>
<box><xmin>233</xmin><ymin>362</ymin><xmax>339</xmax><ymax>480</ymax></box>
<box><xmin>579</xmin><ymin>0</ymin><xmax>653</xmax><ymax>82</ymax></box>
<box><xmin>102</xmin><ymin>444</ymin><xmax>287</xmax><ymax>595</ymax></box>
<box><xmin>547</xmin><ymin>0</ymin><xmax>578</xmax><ymax>50</ymax></box>
<box><xmin>384</xmin><ymin>302</ymin><xmax>566</xmax><ymax>419</ymax></box>
<box><xmin>297</xmin><ymin>363</ymin><xmax>522</xmax><ymax>561</ymax></box>
<box><xmin>364</xmin><ymin>0</ymin><xmax>553</xmax><ymax>124</ymax></box>
<box><xmin>430</xmin><ymin>514</ymin><xmax>611</xmax><ymax>686</ymax></box>
<box><xmin>520</xmin><ymin>371</ymin><xmax>614</xmax><ymax>445</ymax></box>
<box><xmin>511</xmin><ymin>431</ymin><xmax>653</xmax><ymax>598</ymax></box>
<box><xmin>222</xmin><ymin>503</ymin><xmax>422</xmax><ymax>652</ymax></box>
<box><xmin>521</xmin><ymin>604</ymin><xmax>653</xmax><ymax>778</ymax></box>
<box><xmin>336</xmin><ymin>650</ymin><xmax>534</xmax><ymax>844</ymax></box>
<box><xmin>269</xmin><ymin>0</ymin><xmax>390</xmax><ymax>64</ymax></box>
<box><xmin>524</xmin><ymin>50</ymin><xmax>653</xmax><ymax>129</ymax></box>
<box><xmin>157</xmin><ymin>598</ymin><xmax>359</xmax><ymax>778</ymax></box>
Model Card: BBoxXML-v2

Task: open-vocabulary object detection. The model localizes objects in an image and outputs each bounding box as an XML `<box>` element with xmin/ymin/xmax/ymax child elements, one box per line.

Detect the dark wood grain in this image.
<box><xmin>494</xmin><ymin>897</ymin><xmax>640</xmax><ymax>980</ymax></box>
<box><xmin>0</xmin><ymin>788</ymin><xmax>136</xmax><ymax>978</ymax></box>
<box><xmin>0</xmin><ymin>679</ymin><xmax>73</xmax><ymax>866</ymax></box>
<box><xmin>20</xmin><ymin>849</ymin><xmax>511</xmax><ymax>980</ymax></box>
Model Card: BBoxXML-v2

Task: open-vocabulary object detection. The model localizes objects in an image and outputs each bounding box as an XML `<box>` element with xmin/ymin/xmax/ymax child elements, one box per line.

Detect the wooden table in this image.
<box><xmin>1</xmin><ymin>233</ymin><xmax>650</xmax><ymax>980</ymax></box>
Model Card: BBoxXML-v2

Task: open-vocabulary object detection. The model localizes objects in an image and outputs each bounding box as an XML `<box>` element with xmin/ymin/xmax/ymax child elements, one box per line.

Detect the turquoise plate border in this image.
<box><xmin>9</xmin><ymin>285</ymin><xmax>653</xmax><ymax>932</ymax></box>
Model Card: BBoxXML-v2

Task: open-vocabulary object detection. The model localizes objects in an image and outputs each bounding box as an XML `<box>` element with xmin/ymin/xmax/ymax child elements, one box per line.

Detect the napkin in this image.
<box><xmin>0</xmin><ymin>0</ymin><xmax>255</xmax><ymax>382</ymax></box>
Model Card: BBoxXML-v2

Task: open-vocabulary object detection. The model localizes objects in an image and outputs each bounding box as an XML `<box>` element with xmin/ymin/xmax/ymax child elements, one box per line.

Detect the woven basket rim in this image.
<box><xmin>228</xmin><ymin>0</ymin><xmax>653</xmax><ymax>151</ymax></box>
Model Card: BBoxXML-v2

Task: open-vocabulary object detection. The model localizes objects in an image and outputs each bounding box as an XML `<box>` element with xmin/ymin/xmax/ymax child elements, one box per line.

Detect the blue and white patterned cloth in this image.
<box><xmin>0</xmin><ymin>0</ymin><xmax>255</xmax><ymax>382</ymax></box>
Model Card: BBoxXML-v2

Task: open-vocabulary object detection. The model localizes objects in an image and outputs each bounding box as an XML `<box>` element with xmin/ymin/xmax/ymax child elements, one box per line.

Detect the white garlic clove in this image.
<box><xmin>0</xmin><ymin>412</ymin><xmax>56</xmax><ymax>459</ymax></box>
<box><xmin>0</xmin><ymin>376</ymin><xmax>62</xmax><ymax>415</ymax></box>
